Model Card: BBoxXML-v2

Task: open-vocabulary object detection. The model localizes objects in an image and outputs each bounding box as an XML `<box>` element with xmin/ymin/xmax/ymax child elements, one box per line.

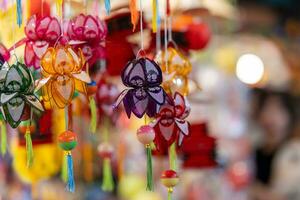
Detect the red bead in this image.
<box><xmin>98</xmin><ymin>142</ymin><xmax>114</xmax><ymax>159</ymax></box>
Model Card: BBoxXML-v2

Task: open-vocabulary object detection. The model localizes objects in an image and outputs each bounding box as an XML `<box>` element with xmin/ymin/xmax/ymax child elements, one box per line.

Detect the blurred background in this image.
<box><xmin>1</xmin><ymin>0</ymin><xmax>300</xmax><ymax>199</ymax></box>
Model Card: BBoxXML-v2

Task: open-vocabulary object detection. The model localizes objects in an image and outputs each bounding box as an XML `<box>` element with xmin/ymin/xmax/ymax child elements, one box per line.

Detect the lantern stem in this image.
<box><xmin>25</xmin><ymin>126</ymin><xmax>33</xmax><ymax>167</ymax></box>
<box><xmin>66</xmin><ymin>152</ymin><xmax>75</xmax><ymax>192</ymax></box>
<box><xmin>101</xmin><ymin>158</ymin><xmax>114</xmax><ymax>191</ymax></box>
<box><xmin>146</xmin><ymin>144</ymin><xmax>154</xmax><ymax>191</ymax></box>
<box><xmin>1</xmin><ymin>121</ymin><xmax>7</xmax><ymax>156</ymax></box>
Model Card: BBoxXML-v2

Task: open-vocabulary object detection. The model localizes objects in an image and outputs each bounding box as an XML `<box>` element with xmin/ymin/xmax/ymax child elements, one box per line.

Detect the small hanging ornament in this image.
<box><xmin>98</xmin><ymin>142</ymin><xmax>114</xmax><ymax>192</ymax></box>
<box><xmin>24</xmin><ymin>15</ymin><xmax>62</xmax><ymax>69</ymax></box>
<box><xmin>58</xmin><ymin>130</ymin><xmax>77</xmax><ymax>192</ymax></box>
<box><xmin>114</xmin><ymin>57</ymin><xmax>167</xmax><ymax>118</ymax></box>
<box><xmin>161</xmin><ymin>170</ymin><xmax>179</xmax><ymax>200</ymax></box>
<box><xmin>152</xmin><ymin>92</ymin><xmax>190</xmax><ymax>151</ymax></box>
<box><xmin>96</xmin><ymin>77</ymin><xmax>120</xmax><ymax>124</ymax></box>
<box><xmin>137</xmin><ymin>125</ymin><xmax>155</xmax><ymax>191</ymax></box>
<box><xmin>37</xmin><ymin>45</ymin><xmax>91</xmax><ymax>109</ymax></box>
<box><xmin>155</xmin><ymin>47</ymin><xmax>192</xmax><ymax>96</ymax></box>
<box><xmin>67</xmin><ymin>14</ymin><xmax>107</xmax><ymax>67</ymax></box>
<box><xmin>87</xmin><ymin>81</ymin><xmax>98</xmax><ymax>133</ymax></box>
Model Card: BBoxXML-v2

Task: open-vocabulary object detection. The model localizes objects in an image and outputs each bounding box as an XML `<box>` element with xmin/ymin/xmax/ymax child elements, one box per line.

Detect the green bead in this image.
<box><xmin>59</xmin><ymin>140</ymin><xmax>77</xmax><ymax>151</ymax></box>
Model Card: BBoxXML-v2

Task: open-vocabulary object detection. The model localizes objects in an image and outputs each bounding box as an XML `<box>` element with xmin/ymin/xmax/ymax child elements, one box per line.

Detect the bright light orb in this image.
<box><xmin>236</xmin><ymin>54</ymin><xmax>264</xmax><ymax>84</ymax></box>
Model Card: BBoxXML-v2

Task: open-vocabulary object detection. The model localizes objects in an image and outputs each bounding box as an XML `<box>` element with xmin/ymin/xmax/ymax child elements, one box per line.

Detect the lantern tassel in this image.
<box><xmin>169</xmin><ymin>142</ymin><xmax>177</xmax><ymax>171</ymax></box>
<box><xmin>168</xmin><ymin>189</ymin><xmax>172</xmax><ymax>200</ymax></box>
<box><xmin>66</xmin><ymin>152</ymin><xmax>75</xmax><ymax>192</ymax></box>
<box><xmin>25</xmin><ymin>128</ymin><xmax>33</xmax><ymax>168</ymax></box>
<box><xmin>129</xmin><ymin>0</ymin><xmax>139</xmax><ymax>31</ymax></box>
<box><xmin>1</xmin><ymin>121</ymin><xmax>7</xmax><ymax>156</ymax></box>
<box><xmin>61</xmin><ymin>152</ymin><xmax>68</xmax><ymax>182</ymax></box>
<box><xmin>16</xmin><ymin>0</ymin><xmax>22</xmax><ymax>27</ymax></box>
<box><xmin>102</xmin><ymin>158</ymin><xmax>114</xmax><ymax>191</ymax></box>
<box><xmin>104</xmin><ymin>0</ymin><xmax>111</xmax><ymax>15</ymax></box>
<box><xmin>146</xmin><ymin>145</ymin><xmax>153</xmax><ymax>191</ymax></box>
<box><xmin>89</xmin><ymin>97</ymin><xmax>97</xmax><ymax>133</ymax></box>
<box><xmin>56</xmin><ymin>0</ymin><xmax>63</xmax><ymax>17</ymax></box>
<box><xmin>152</xmin><ymin>0</ymin><xmax>157</xmax><ymax>33</ymax></box>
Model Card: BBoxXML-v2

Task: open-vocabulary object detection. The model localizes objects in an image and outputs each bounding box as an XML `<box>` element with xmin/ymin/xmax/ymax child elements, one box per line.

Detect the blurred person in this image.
<box><xmin>271</xmin><ymin>121</ymin><xmax>300</xmax><ymax>200</ymax></box>
<box><xmin>251</xmin><ymin>90</ymin><xmax>295</xmax><ymax>200</ymax></box>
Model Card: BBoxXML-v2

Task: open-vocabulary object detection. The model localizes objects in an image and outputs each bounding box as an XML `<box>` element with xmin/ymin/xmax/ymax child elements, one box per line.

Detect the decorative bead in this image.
<box><xmin>87</xmin><ymin>80</ymin><xmax>97</xmax><ymax>96</ymax></box>
<box><xmin>58</xmin><ymin>131</ymin><xmax>77</xmax><ymax>151</ymax></box>
<box><xmin>18</xmin><ymin>121</ymin><xmax>36</xmax><ymax>134</ymax></box>
<box><xmin>98</xmin><ymin>142</ymin><xmax>114</xmax><ymax>159</ymax></box>
<box><xmin>136</xmin><ymin>125</ymin><xmax>155</xmax><ymax>145</ymax></box>
<box><xmin>161</xmin><ymin>170</ymin><xmax>179</xmax><ymax>188</ymax></box>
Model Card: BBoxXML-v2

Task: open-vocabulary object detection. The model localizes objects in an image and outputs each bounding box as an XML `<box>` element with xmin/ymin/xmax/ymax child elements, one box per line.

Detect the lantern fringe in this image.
<box><xmin>152</xmin><ymin>0</ymin><xmax>157</xmax><ymax>33</ymax></box>
<box><xmin>89</xmin><ymin>97</ymin><xmax>97</xmax><ymax>133</ymax></box>
<box><xmin>146</xmin><ymin>145</ymin><xmax>153</xmax><ymax>191</ymax></box>
<box><xmin>67</xmin><ymin>152</ymin><xmax>75</xmax><ymax>192</ymax></box>
<box><xmin>61</xmin><ymin>152</ymin><xmax>68</xmax><ymax>182</ymax></box>
<box><xmin>169</xmin><ymin>142</ymin><xmax>177</xmax><ymax>171</ymax></box>
<box><xmin>1</xmin><ymin>121</ymin><xmax>7</xmax><ymax>156</ymax></box>
<box><xmin>16</xmin><ymin>0</ymin><xmax>22</xmax><ymax>27</ymax></box>
<box><xmin>101</xmin><ymin>158</ymin><xmax>114</xmax><ymax>192</ymax></box>
<box><xmin>104</xmin><ymin>0</ymin><xmax>111</xmax><ymax>14</ymax></box>
<box><xmin>25</xmin><ymin>128</ymin><xmax>33</xmax><ymax>168</ymax></box>
<box><xmin>129</xmin><ymin>0</ymin><xmax>138</xmax><ymax>31</ymax></box>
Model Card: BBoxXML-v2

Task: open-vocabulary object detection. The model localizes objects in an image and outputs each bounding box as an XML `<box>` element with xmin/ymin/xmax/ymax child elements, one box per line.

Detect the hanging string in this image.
<box><xmin>65</xmin><ymin>106</ymin><xmax>68</xmax><ymax>131</ymax></box>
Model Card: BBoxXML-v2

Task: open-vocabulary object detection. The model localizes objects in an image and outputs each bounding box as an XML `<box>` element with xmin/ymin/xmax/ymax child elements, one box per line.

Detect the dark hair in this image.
<box><xmin>252</xmin><ymin>88</ymin><xmax>296</xmax><ymax>134</ymax></box>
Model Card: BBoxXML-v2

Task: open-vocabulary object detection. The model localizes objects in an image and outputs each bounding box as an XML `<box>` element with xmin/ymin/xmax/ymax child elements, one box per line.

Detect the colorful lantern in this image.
<box><xmin>67</xmin><ymin>14</ymin><xmax>107</xmax><ymax>67</ymax></box>
<box><xmin>1</xmin><ymin>62</ymin><xmax>44</xmax><ymax>128</ymax></box>
<box><xmin>114</xmin><ymin>57</ymin><xmax>167</xmax><ymax>118</ymax></box>
<box><xmin>152</xmin><ymin>92</ymin><xmax>190</xmax><ymax>151</ymax></box>
<box><xmin>24</xmin><ymin>15</ymin><xmax>61</xmax><ymax>69</ymax></box>
<box><xmin>155</xmin><ymin>47</ymin><xmax>192</xmax><ymax>96</ymax></box>
<box><xmin>37</xmin><ymin>45</ymin><xmax>91</xmax><ymax>109</ymax></box>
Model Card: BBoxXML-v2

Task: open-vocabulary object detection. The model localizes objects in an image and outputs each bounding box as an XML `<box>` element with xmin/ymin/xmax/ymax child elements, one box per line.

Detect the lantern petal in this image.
<box><xmin>24</xmin><ymin>95</ymin><xmax>44</xmax><ymax>111</ymax></box>
<box><xmin>41</xmin><ymin>47</ymin><xmax>56</xmax><ymax>75</ymax></box>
